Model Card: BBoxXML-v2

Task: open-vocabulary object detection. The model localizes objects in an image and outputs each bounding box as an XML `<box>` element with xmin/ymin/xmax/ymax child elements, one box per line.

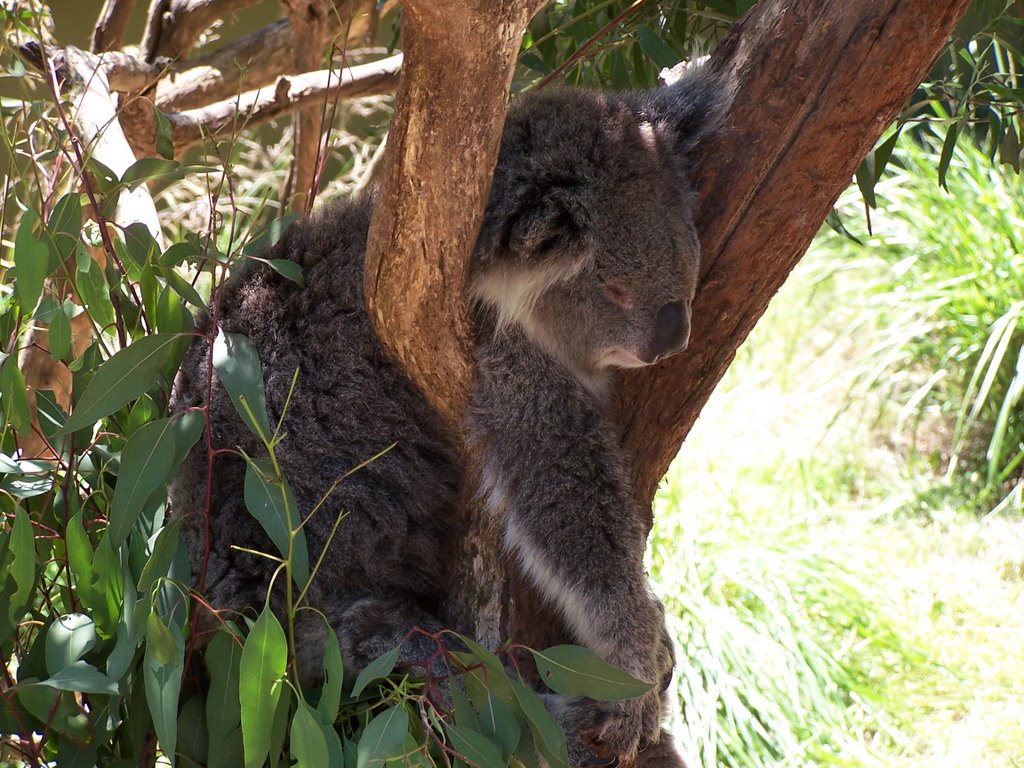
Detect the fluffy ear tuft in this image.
<box><xmin>474</xmin><ymin>172</ymin><xmax>593</xmax><ymax>272</ymax></box>
<box><xmin>633</xmin><ymin>60</ymin><xmax>734</xmax><ymax>158</ymax></box>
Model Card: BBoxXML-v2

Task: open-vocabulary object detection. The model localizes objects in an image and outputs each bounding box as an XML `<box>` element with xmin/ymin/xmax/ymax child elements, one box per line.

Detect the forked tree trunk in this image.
<box><xmin>362</xmin><ymin>0</ymin><xmax>973</xmax><ymax>651</ymax></box>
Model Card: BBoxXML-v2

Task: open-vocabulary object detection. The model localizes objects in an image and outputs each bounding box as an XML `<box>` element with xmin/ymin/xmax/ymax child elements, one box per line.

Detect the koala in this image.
<box><xmin>170</xmin><ymin>62</ymin><xmax>728</xmax><ymax>768</ymax></box>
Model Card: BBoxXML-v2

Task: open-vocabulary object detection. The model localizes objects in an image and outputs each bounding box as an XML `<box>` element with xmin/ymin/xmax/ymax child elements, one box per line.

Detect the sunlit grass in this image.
<box><xmin>652</xmin><ymin>220</ymin><xmax>1024</xmax><ymax>767</ymax></box>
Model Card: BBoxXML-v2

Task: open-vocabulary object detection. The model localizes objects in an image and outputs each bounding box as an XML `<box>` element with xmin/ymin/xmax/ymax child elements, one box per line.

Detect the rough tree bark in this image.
<box><xmin>363</xmin><ymin>0</ymin><xmax>549</xmax><ymax>427</ymax></box>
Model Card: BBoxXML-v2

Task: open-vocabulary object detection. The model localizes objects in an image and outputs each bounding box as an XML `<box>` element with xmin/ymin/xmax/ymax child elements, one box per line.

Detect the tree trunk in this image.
<box><xmin>363</xmin><ymin>0</ymin><xmax>548</xmax><ymax>428</ymax></box>
<box><xmin>360</xmin><ymin>0</ymin><xmax>972</xmax><ymax>650</ymax></box>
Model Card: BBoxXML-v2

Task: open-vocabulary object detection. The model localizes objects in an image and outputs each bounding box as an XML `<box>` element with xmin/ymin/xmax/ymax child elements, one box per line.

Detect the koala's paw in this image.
<box><xmin>543</xmin><ymin>691</ymin><xmax>663</xmax><ymax>768</ymax></box>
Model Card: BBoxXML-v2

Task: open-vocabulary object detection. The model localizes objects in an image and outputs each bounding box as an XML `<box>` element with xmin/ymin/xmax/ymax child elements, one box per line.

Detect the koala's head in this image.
<box><xmin>471</xmin><ymin>64</ymin><xmax>730</xmax><ymax>383</ymax></box>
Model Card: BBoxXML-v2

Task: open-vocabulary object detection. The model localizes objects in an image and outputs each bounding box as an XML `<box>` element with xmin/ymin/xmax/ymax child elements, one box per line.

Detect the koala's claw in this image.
<box><xmin>544</xmin><ymin>692</ymin><xmax>664</xmax><ymax>768</ymax></box>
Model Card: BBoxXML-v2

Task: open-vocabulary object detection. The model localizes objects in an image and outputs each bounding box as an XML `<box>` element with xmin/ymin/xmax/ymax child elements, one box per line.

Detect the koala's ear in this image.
<box><xmin>633</xmin><ymin>61</ymin><xmax>734</xmax><ymax>158</ymax></box>
<box><xmin>476</xmin><ymin>174</ymin><xmax>592</xmax><ymax>268</ymax></box>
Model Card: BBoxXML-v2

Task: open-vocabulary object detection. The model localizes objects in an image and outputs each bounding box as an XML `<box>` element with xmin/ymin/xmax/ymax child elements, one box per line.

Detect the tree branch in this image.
<box><xmin>616</xmin><ymin>0</ymin><xmax>975</xmax><ymax>511</ymax></box>
<box><xmin>281</xmin><ymin>0</ymin><xmax>332</xmax><ymax>212</ymax></box>
<box><xmin>92</xmin><ymin>0</ymin><xmax>138</xmax><ymax>53</ymax></box>
<box><xmin>143</xmin><ymin>0</ymin><xmax>265</xmax><ymax>62</ymax></box>
<box><xmin>165</xmin><ymin>54</ymin><xmax>402</xmax><ymax>153</ymax></box>
<box><xmin>155</xmin><ymin>2</ymin><xmax>378</xmax><ymax>111</ymax></box>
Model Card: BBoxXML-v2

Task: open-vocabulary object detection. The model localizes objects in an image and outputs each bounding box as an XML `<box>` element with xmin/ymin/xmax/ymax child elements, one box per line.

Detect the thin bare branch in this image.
<box><xmin>166</xmin><ymin>54</ymin><xmax>402</xmax><ymax>153</ymax></box>
<box><xmin>281</xmin><ymin>0</ymin><xmax>332</xmax><ymax>212</ymax></box>
<box><xmin>143</xmin><ymin>0</ymin><xmax>265</xmax><ymax>62</ymax></box>
<box><xmin>92</xmin><ymin>0</ymin><xmax>138</xmax><ymax>52</ymax></box>
<box><xmin>154</xmin><ymin>2</ymin><xmax>378</xmax><ymax>110</ymax></box>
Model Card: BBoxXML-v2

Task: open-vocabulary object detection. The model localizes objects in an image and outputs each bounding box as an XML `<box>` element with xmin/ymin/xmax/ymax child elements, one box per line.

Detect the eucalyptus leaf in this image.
<box><xmin>239</xmin><ymin>605</ymin><xmax>287</xmax><ymax>768</ymax></box>
<box><xmin>109</xmin><ymin>417</ymin><xmax>177</xmax><ymax>547</ymax></box>
<box><xmin>446</xmin><ymin>724</ymin><xmax>506</xmax><ymax>768</ymax></box>
<box><xmin>243</xmin><ymin>458</ymin><xmax>310</xmax><ymax>587</ymax></box>
<box><xmin>356</xmin><ymin>705</ymin><xmax>409</xmax><ymax>768</ymax></box>
<box><xmin>350</xmin><ymin>644</ymin><xmax>400</xmax><ymax>699</ymax></box>
<box><xmin>212</xmin><ymin>330</ymin><xmax>272</xmax><ymax>439</ymax></box>
<box><xmin>509</xmin><ymin>679</ymin><xmax>567</xmax><ymax>768</ymax></box>
<box><xmin>529</xmin><ymin>645</ymin><xmax>653</xmax><ymax>700</ymax></box>
<box><xmin>45</xmin><ymin>614</ymin><xmax>98</xmax><ymax>675</ymax></box>
<box><xmin>14</xmin><ymin>208</ymin><xmax>47</xmax><ymax>311</ymax></box>
<box><xmin>42</xmin><ymin>660</ymin><xmax>120</xmax><ymax>695</ymax></box>
<box><xmin>291</xmin><ymin>698</ymin><xmax>330</xmax><ymax>768</ymax></box>
<box><xmin>61</xmin><ymin>333</ymin><xmax>183</xmax><ymax>433</ymax></box>
<box><xmin>144</xmin><ymin>611</ymin><xmax>185</xmax><ymax>766</ymax></box>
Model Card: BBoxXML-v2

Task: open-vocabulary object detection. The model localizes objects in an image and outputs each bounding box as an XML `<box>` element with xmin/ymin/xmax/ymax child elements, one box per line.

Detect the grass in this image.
<box><xmin>650</xmin><ymin>158</ymin><xmax>1024</xmax><ymax>766</ymax></box>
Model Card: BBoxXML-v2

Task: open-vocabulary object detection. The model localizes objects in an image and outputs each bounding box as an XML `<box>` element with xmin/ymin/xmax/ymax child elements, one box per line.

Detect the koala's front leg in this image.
<box><xmin>470</xmin><ymin>335</ymin><xmax>673</xmax><ymax>764</ymax></box>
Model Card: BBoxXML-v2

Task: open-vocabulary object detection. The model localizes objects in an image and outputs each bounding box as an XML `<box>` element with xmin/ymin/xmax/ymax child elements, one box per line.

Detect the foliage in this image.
<box><xmin>824</xmin><ymin>125</ymin><xmax>1024</xmax><ymax>507</ymax></box>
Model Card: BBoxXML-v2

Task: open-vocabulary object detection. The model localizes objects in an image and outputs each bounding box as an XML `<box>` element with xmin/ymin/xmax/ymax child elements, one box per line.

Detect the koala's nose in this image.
<box><xmin>650</xmin><ymin>301</ymin><xmax>690</xmax><ymax>362</ymax></box>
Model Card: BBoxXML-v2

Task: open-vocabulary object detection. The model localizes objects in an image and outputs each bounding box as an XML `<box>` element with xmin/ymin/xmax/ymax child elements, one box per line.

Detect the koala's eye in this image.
<box><xmin>601</xmin><ymin>281</ymin><xmax>635</xmax><ymax>310</ymax></box>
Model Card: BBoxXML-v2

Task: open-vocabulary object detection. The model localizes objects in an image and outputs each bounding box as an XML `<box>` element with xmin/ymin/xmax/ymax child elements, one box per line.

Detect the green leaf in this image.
<box><xmin>450</xmin><ymin>673</ymin><xmax>481</xmax><ymax>731</ymax></box>
<box><xmin>636</xmin><ymin>26</ymin><xmax>679</xmax><ymax>70</ymax></box>
<box><xmin>356</xmin><ymin>706</ymin><xmax>409</xmax><ymax>768</ymax></box>
<box><xmin>6</xmin><ymin>507</ymin><xmax>36</xmax><ymax>629</ymax></box>
<box><xmin>138</xmin><ymin>519</ymin><xmax>182</xmax><ymax>599</ymax></box>
<box><xmin>212</xmin><ymin>330</ymin><xmax>272</xmax><ymax>439</ymax></box>
<box><xmin>14</xmin><ymin>208</ymin><xmax>47</xmax><ymax>311</ymax></box>
<box><xmin>145</xmin><ymin>611</ymin><xmax>185</xmax><ymax>767</ymax></box>
<box><xmin>0</xmin><ymin>354</ymin><xmax>31</xmax><ymax>435</ymax></box>
<box><xmin>48</xmin><ymin>192</ymin><xmax>83</xmax><ymax>262</ymax></box>
<box><xmin>154</xmin><ymin>106</ymin><xmax>174</xmax><ymax>160</ymax></box>
<box><xmin>242</xmin><ymin>459</ymin><xmax>310</xmax><ymax>586</ymax></box>
<box><xmin>106</xmin><ymin>555</ymin><xmax>139</xmax><ymax>679</ymax></box>
<box><xmin>91</xmin><ymin>534</ymin><xmax>124</xmax><ymax>639</ymax></box>
<box><xmin>16</xmin><ymin>683</ymin><xmax>90</xmax><ymax>741</ymax></box>
<box><xmin>938</xmin><ymin>121</ymin><xmax>960</xmax><ymax>190</ymax></box>
<box><xmin>530</xmin><ymin>646</ymin><xmax>653</xmax><ymax>700</ymax></box>
<box><xmin>241</xmin><ymin>214</ymin><xmax>300</xmax><ymax>257</ymax></box>
<box><xmin>292</xmin><ymin>698</ymin><xmax>330</xmax><ymax>768</ymax></box>
<box><xmin>350</xmin><ymin>644</ymin><xmax>401</xmax><ymax>699</ymax></box>
<box><xmin>157</xmin><ymin>264</ymin><xmax>207</xmax><ymax>308</ymax></box>
<box><xmin>239</xmin><ymin>605</ymin><xmax>287</xmax><ymax>768</ymax></box>
<box><xmin>479</xmin><ymin>692</ymin><xmax>521</xmax><ymax>759</ymax></box>
<box><xmin>446</xmin><ymin>723</ymin><xmax>506</xmax><ymax>768</ymax></box>
<box><xmin>509</xmin><ymin>679</ymin><xmax>567</xmax><ymax>768</ymax></box>
<box><xmin>61</xmin><ymin>333</ymin><xmax>183</xmax><ymax>433</ymax></box>
<box><xmin>206</xmin><ymin>629</ymin><xmax>243</xmax><ymax>768</ymax></box>
<box><xmin>318</xmin><ymin>623</ymin><xmax>344</xmax><ymax>726</ymax></box>
<box><xmin>264</xmin><ymin>258</ymin><xmax>305</xmax><ymax>285</ymax></box>
<box><xmin>41</xmin><ymin>660</ymin><xmax>120</xmax><ymax>695</ymax></box>
<box><xmin>76</xmin><ymin>251</ymin><xmax>115</xmax><ymax>330</ymax></box>
<box><xmin>109</xmin><ymin>416</ymin><xmax>177</xmax><ymax>547</ymax></box>
<box><xmin>178</xmin><ymin>693</ymin><xmax>210</xmax><ymax>764</ymax></box>
<box><xmin>45</xmin><ymin>614</ymin><xmax>98</xmax><ymax>675</ymax></box>
<box><xmin>48</xmin><ymin>300</ymin><xmax>72</xmax><ymax>362</ymax></box>
<box><xmin>269</xmin><ymin>682</ymin><xmax>292</xmax><ymax>767</ymax></box>
<box><xmin>520</xmin><ymin>52</ymin><xmax>552</xmax><ymax>75</ymax></box>
<box><xmin>121</xmin><ymin>157</ymin><xmax>183</xmax><ymax>189</ymax></box>
<box><xmin>65</xmin><ymin>512</ymin><xmax>96</xmax><ymax>609</ymax></box>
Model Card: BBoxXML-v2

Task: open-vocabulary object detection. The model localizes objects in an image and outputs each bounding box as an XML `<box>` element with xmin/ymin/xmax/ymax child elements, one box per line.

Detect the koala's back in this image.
<box><xmin>171</xmin><ymin>195</ymin><xmax>460</xmax><ymax>618</ymax></box>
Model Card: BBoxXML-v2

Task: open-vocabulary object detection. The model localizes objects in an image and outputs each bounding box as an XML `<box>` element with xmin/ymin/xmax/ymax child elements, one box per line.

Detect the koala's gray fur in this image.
<box><xmin>171</xmin><ymin>62</ymin><xmax>729</xmax><ymax>768</ymax></box>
